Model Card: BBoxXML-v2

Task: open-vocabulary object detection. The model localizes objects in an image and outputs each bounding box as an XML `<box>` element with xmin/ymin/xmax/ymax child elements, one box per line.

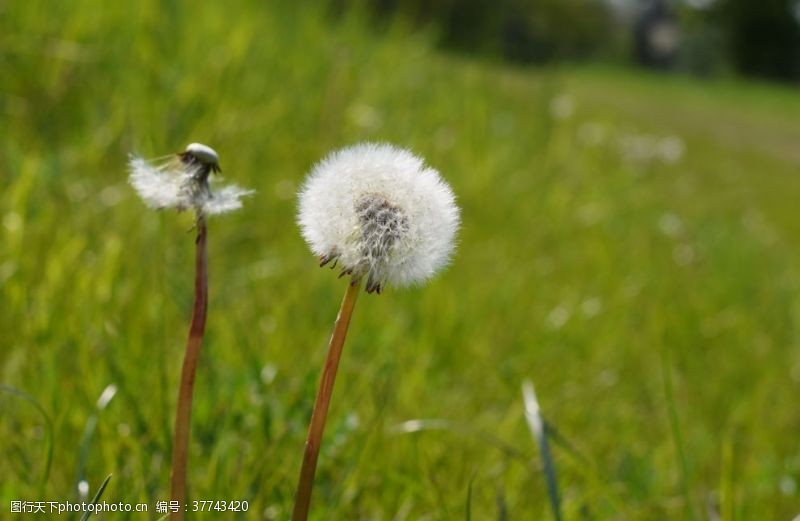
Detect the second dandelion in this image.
<box><xmin>293</xmin><ymin>142</ymin><xmax>460</xmax><ymax>520</ymax></box>
<box><xmin>129</xmin><ymin>143</ymin><xmax>252</xmax><ymax>521</ymax></box>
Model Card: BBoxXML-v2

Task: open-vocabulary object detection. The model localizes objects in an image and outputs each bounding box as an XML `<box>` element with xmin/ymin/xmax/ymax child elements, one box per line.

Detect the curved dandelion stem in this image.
<box><xmin>292</xmin><ymin>279</ymin><xmax>361</xmax><ymax>521</ymax></box>
<box><xmin>170</xmin><ymin>215</ymin><xmax>208</xmax><ymax>520</ymax></box>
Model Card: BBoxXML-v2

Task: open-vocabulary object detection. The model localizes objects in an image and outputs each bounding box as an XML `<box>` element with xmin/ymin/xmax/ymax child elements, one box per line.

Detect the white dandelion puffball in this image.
<box><xmin>128</xmin><ymin>143</ymin><xmax>253</xmax><ymax>216</ymax></box>
<box><xmin>298</xmin><ymin>143</ymin><xmax>460</xmax><ymax>293</ymax></box>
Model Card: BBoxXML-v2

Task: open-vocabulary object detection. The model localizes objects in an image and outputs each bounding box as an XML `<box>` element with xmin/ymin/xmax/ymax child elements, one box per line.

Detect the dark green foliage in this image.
<box><xmin>337</xmin><ymin>0</ymin><xmax>621</xmax><ymax>63</ymax></box>
<box><xmin>718</xmin><ymin>0</ymin><xmax>800</xmax><ymax>80</ymax></box>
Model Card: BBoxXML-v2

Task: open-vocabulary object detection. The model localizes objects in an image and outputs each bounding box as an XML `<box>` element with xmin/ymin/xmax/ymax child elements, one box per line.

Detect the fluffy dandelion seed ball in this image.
<box><xmin>129</xmin><ymin>143</ymin><xmax>253</xmax><ymax>216</ymax></box>
<box><xmin>298</xmin><ymin>143</ymin><xmax>460</xmax><ymax>293</ymax></box>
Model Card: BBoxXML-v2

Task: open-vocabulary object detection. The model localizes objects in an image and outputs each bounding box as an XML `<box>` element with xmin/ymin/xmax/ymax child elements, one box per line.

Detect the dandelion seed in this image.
<box><xmin>617</xmin><ymin>132</ymin><xmax>685</xmax><ymax>166</ymax></box>
<box><xmin>658</xmin><ymin>136</ymin><xmax>685</xmax><ymax>164</ymax></box>
<box><xmin>577</xmin><ymin>122</ymin><xmax>607</xmax><ymax>147</ymax></box>
<box><xmin>95</xmin><ymin>384</ymin><xmax>117</xmax><ymax>410</ymax></box>
<box><xmin>576</xmin><ymin>202</ymin><xmax>605</xmax><ymax>226</ymax></box>
<box><xmin>128</xmin><ymin>143</ymin><xmax>253</xmax><ymax>216</ymax></box>
<box><xmin>780</xmin><ymin>475</ymin><xmax>797</xmax><ymax>496</ymax></box>
<box><xmin>619</xmin><ymin>134</ymin><xmax>659</xmax><ymax>164</ymax></box>
<box><xmin>77</xmin><ymin>480</ymin><xmax>89</xmax><ymax>500</ymax></box>
<box><xmin>581</xmin><ymin>297</ymin><xmax>603</xmax><ymax>318</ymax></box>
<box><xmin>298</xmin><ymin>142</ymin><xmax>460</xmax><ymax>294</ymax></box>
<box><xmin>547</xmin><ymin>306</ymin><xmax>570</xmax><ymax>330</ymax></box>
<box><xmin>549</xmin><ymin>94</ymin><xmax>574</xmax><ymax>120</ymax></box>
<box><xmin>673</xmin><ymin>243</ymin><xmax>696</xmax><ymax>266</ymax></box>
<box><xmin>3</xmin><ymin>212</ymin><xmax>22</xmax><ymax>233</ymax></box>
<box><xmin>347</xmin><ymin>103</ymin><xmax>382</xmax><ymax>130</ymax></box>
<box><xmin>658</xmin><ymin>212</ymin><xmax>683</xmax><ymax>237</ymax></box>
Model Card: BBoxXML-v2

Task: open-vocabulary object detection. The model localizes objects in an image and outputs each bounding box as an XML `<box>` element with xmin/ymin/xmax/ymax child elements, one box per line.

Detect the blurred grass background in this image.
<box><xmin>2</xmin><ymin>0</ymin><xmax>800</xmax><ymax>519</ymax></box>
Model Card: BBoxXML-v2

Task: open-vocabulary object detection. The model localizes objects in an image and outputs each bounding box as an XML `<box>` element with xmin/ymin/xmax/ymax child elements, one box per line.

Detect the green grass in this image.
<box><xmin>3</xmin><ymin>1</ymin><xmax>800</xmax><ymax>518</ymax></box>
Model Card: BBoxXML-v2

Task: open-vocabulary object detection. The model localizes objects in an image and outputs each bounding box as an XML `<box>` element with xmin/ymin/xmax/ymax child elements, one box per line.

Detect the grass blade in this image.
<box><xmin>80</xmin><ymin>474</ymin><xmax>112</xmax><ymax>521</ymax></box>
<box><xmin>75</xmin><ymin>384</ymin><xmax>117</xmax><ymax>498</ymax></box>
<box><xmin>660</xmin><ymin>348</ymin><xmax>696</xmax><ymax>520</ymax></box>
<box><xmin>522</xmin><ymin>380</ymin><xmax>562</xmax><ymax>521</ymax></box>
<box><xmin>0</xmin><ymin>385</ymin><xmax>54</xmax><ymax>494</ymax></box>
<box><xmin>496</xmin><ymin>486</ymin><xmax>507</xmax><ymax>521</ymax></box>
<box><xmin>465</xmin><ymin>471</ymin><xmax>477</xmax><ymax>521</ymax></box>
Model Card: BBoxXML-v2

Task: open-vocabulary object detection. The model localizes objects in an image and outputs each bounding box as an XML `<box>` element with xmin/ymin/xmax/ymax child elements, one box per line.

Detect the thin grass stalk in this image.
<box><xmin>170</xmin><ymin>216</ymin><xmax>208</xmax><ymax>520</ymax></box>
<box><xmin>465</xmin><ymin>472</ymin><xmax>477</xmax><ymax>521</ymax></box>
<box><xmin>660</xmin><ymin>348</ymin><xmax>695</xmax><ymax>520</ymax></box>
<box><xmin>80</xmin><ymin>475</ymin><xmax>112</xmax><ymax>521</ymax></box>
<box><xmin>522</xmin><ymin>380</ymin><xmax>562</xmax><ymax>521</ymax></box>
<box><xmin>292</xmin><ymin>279</ymin><xmax>361</xmax><ymax>521</ymax></box>
<box><xmin>0</xmin><ymin>385</ymin><xmax>54</xmax><ymax>494</ymax></box>
<box><xmin>719</xmin><ymin>436</ymin><xmax>735</xmax><ymax>521</ymax></box>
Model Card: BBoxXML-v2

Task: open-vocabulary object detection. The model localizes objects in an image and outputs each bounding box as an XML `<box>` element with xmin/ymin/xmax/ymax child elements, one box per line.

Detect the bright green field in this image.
<box><xmin>3</xmin><ymin>1</ymin><xmax>800</xmax><ymax>519</ymax></box>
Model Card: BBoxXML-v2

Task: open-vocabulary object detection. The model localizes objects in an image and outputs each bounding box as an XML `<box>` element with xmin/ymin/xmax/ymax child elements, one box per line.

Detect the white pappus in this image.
<box><xmin>298</xmin><ymin>142</ymin><xmax>460</xmax><ymax>294</ymax></box>
<box><xmin>128</xmin><ymin>143</ymin><xmax>253</xmax><ymax>216</ymax></box>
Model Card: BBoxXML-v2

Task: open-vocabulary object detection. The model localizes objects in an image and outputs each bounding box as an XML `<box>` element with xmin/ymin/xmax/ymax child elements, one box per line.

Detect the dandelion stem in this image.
<box><xmin>170</xmin><ymin>215</ymin><xmax>208</xmax><ymax>520</ymax></box>
<box><xmin>292</xmin><ymin>279</ymin><xmax>361</xmax><ymax>521</ymax></box>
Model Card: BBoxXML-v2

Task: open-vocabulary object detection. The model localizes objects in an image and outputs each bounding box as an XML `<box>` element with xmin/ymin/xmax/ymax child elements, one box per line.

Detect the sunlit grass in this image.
<box><xmin>2</xmin><ymin>1</ymin><xmax>800</xmax><ymax>518</ymax></box>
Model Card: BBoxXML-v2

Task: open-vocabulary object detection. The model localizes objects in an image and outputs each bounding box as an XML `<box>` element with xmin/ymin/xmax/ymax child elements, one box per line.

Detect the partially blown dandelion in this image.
<box><xmin>292</xmin><ymin>143</ymin><xmax>460</xmax><ymax>520</ymax></box>
<box><xmin>129</xmin><ymin>142</ymin><xmax>252</xmax><ymax>215</ymax></box>
<box><xmin>128</xmin><ymin>143</ymin><xmax>251</xmax><ymax>521</ymax></box>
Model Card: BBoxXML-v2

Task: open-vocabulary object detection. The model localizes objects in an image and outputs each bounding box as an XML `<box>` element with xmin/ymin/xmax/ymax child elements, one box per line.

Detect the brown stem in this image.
<box><xmin>170</xmin><ymin>216</ymin><xmax>208</xmax><ymax>520</ymax></box>
<box><xmin>292</xmin><ymin>279</ymin><xmax>361</xmax><ymax>521</ymax></box>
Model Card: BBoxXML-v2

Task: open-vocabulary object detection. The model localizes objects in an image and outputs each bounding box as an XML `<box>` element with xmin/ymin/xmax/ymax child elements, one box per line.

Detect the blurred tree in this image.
<box><xmin>337</xmin><ymin>0</ymin><xmax>621</xmax><ymax>63</ymax></box>
<box><xmin>716</xmin><ymin>0</ymin><xmax>800</xmax><ymax>80</ymax></box>
<box><xmin>674</xmin><ymin>1</ymin><xmax>728</xmax><ymax>77</ymax></box>
<box><xmin>333</xmin><ymin>0</ymin><xmax>800</xmax><ymax>82</ymax></box>
<box><xmin>633</xmin><ymin>0</ymin><xmax>681</xmax><ymax>69</ymax></box>
<box><xmin>498</xmin><ymin>0</ymin><xmax>620</xmax><ymax>63</ymax></box>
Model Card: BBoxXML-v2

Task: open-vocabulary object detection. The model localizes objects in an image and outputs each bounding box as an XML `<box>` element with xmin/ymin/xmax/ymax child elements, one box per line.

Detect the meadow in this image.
<box><xmin>2</xmin><ymin>1</ymin><xmax>800</xmax><ymax>519</ymax></box>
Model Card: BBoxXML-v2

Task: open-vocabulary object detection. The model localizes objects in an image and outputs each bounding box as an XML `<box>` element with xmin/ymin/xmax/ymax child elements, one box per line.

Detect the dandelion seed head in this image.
<box><xmin>184</xmin><ymin>142</ymin><xmax>220</xmax><ymax>169</ymax></box>
<box><xmin>298</xmin><ymin>142</ymin><xmax>460</xmax><ymax>293</ymax></box>
<box><xmin>128</xmin><ymin>143</ymin><xmax>253</xmax><ymax>216</ymax></box>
